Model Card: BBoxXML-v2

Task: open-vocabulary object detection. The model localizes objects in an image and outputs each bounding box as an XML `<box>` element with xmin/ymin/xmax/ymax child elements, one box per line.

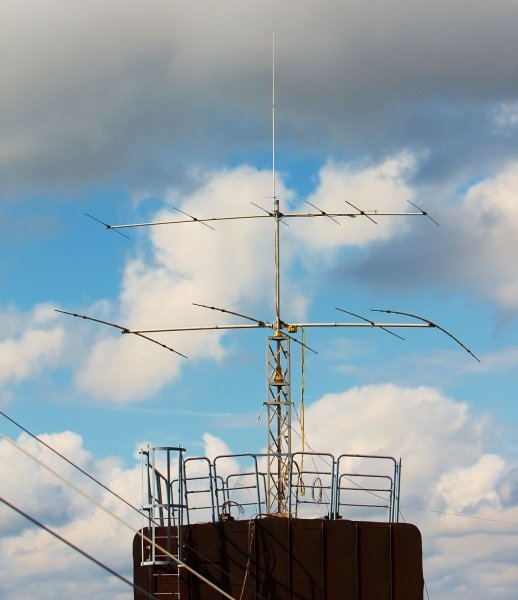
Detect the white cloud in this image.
<box><xmin>0</xmin><ymin>328</ymin><xmax>63</xmax><ymax>384</ymax></box>
<box><xmin>0</xmin><ymin>431</ymin><xmax>141</xmax><ymax>599</ymax></box>
<box><xmin>10</xmin><ymin>157</ymin><xmax>518</xmax><ymax>410</ymax></box>
<box><xmin>292</xmin><ymin>153</ymin><xmax>417</xmax><ymax>252</ymax></box>
<box><xmin>301</xmin><ymin>383</ymin><xmax>515</xmax><ymax>534</ymax></box>
<box><xmin>348</xmin><ymin>160</ymin><xmax>518</xmax><ymax>315</ymax></box>
<box><xmin>436</xmin><ymin>454</ymin><xmax>506</xmax><ymax>512</ymax></box>
<box><xmin>457</xmin><ymin>163</ymin><xmax>518</xmax><ymax>311</ymax></box>
<box><xmin>494</xmin><ymin>101</ymin><xmax>518</xmax><ymax>130</ymax></box>
<box><xmin>302</xmin><ymin>383</ymin><xmax>487</xmax><ymax>490</ymax></box>
<box><xmin>75</xmin><ymin>158</ymin><xmax>419</xmax><ymax>402</ymax></box>
<box><xmin>299</xmin><ymin>383</ymin><xmax>518</xmax><ymax>599</ymax></box>
<box><xmin>0</xmin><ymin>304</ymin><xmax>64</xmax><ymax>387</ymax></box>
<box><xmin>0</xmin><ymin>431</ymin><xmax>98</xmax><ymax>534</ymax></box>
<box><xmin>75</xmin><ymin>166</ymin><xmax>292</xmax><ymax>402</ymax></box>
<box><xmin>202</xmin><ymin>432</ymin><xmax>233</xmax><ymax>461</ymax></box>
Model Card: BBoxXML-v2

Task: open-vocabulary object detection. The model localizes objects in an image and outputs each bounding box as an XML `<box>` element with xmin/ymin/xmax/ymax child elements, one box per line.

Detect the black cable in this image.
<box><xmin>0</xmin><ymin>495</ymin><xmax>158</xmax><ymax>600</ymax></box>
<box><xmin>0</xmin><ymin>409</ymin><xmax>142</xmax><ymax>518</ymax></box>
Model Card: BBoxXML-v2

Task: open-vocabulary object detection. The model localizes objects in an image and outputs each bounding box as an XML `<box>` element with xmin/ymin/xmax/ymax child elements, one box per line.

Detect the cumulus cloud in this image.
<box><xmin>75</xmin><ymin>166</ymin><xmax>292</xmax><ymax>401</ymax></box>
<box><xmin>73</xmin><ymin>157</ymin><xmax>420</xmax><ymax>402</ymax></box>
<box><xmin>0</xmin><ymin>304</ymin><xmax>64</xmax><ymax>389</ymax></box>
<box><xmin>459</xmin><ymin>164</ymin><xmax>518</xmax><ymax>311</ymax></box>
<box><xmin>436</xmin><ymin>454</ymin><xmax>506</xmax><ymax>512</ymax></box>
<box><xmin>299</xmin><ymin>383</ymin><xmax>518</xmax><ymax>599</ymax></box>
<box><xmin>301</xmin><ymin>384</ymin><xmax>487</xmax><ymax>492</ymax></box>
<box><xmin>202</xmin><ymin>432</ymin><xmax>233</xmax><ymax>461</ymax></box>
<box><xmin>0</xmin><ymin>430</ymin><xmax>141</xmax><ymax>599</ymax></box>
<box><xmin>10</xmin><ymin>155</ymin><xmax>518</xmax><ymax>406</ymax></box>
<box><xmin>0</xmin><ymin>431</ymin><xmax>110</xmax><ymax>535</ymax></box>
<box><xmin>3</xmin><ymin>4</ymin><xmax>518</xmax><ymax>599</ymax></box>
<box><xmin>494</xmin><ymin>101</ymin><xmax>518</xmax><ymax>131</ymax></box>
<box><xmin>291</xmin><ymin>153</ymin><xmax>417</xmax><ymax>252</ymax></box>
<box><xmin>342</xmin><ymin>161</ymin><xmax>518</xmax><ymax>315</ymax></box>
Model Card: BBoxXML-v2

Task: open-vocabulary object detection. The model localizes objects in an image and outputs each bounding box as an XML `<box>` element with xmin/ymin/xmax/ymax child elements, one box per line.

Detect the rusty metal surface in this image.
<box><xmin>134</xmin><ymin>517</ymin><xmax>423</xmax><ymax>600</ymax></box>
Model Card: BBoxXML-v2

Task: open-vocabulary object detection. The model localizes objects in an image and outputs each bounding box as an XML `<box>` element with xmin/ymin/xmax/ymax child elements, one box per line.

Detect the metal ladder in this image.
<box><xmin>141</xmin><ymin>446</ymin><xmax>187</xmax><ymax>599</ymax></box>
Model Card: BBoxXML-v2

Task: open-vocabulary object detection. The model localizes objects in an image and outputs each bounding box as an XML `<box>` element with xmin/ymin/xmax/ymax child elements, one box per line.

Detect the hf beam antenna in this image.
<box><xmin>58</xmin><ymin>35</ymin><xmax>477</xmax><ymax>515</ymax></box>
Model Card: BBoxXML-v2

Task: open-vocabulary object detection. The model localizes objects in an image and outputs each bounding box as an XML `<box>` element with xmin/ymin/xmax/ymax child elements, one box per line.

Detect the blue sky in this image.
<box><xmin>1</xmin><ymin>1</ymin><xmax>518</xmax><ymax>598</ymax></box>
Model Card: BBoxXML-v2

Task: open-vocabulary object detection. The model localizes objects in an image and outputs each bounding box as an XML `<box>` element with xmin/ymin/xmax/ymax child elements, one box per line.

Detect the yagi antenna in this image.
<box><xmin>87</xmin><ymin>202</ymin><xmax>435</xmax><ymax>233</ymax></box>
<box><xmin>60</xmin><ymin>35</ymin><xmax>475</xmax><ymax>516</ymax></box>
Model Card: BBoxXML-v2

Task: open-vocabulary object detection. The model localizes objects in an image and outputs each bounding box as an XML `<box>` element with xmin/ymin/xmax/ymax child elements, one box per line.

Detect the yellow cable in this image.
<box><xmin>296</xmin><ymin>328</ymin><xmax>306</xmax><ymax>497</ymax></box>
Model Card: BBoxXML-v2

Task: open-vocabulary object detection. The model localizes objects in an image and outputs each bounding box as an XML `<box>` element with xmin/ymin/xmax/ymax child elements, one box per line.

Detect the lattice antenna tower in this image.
<box><xmin>58</xmin><ymin>35</ymin><xmax>478</xmax><ymax>515</ymax></box>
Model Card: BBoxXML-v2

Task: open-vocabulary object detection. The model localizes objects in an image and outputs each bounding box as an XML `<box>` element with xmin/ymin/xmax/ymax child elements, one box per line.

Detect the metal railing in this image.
<box><xmin>140</xmin><ymin>446</ymin><xmax>401</xmax><ymax>565</ymax></box>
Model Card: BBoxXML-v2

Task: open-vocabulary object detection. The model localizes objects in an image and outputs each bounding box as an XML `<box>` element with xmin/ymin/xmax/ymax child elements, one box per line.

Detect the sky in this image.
<box><xmin>1</xmin><ymin>0</ymin><xmax>518</xmax><ymax>598</ymax></box>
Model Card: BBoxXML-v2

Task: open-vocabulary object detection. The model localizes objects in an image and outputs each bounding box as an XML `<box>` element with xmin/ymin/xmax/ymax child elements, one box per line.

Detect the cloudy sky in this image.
<box><xmin>1</xmin><ymin>1</ymin><xmax>518</xmax><ymax>598</ymax></box>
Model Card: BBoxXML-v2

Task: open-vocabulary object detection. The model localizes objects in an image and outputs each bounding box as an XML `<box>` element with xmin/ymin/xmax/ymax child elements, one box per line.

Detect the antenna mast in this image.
<box><xmin>265</xmin><ymin>32</ymin><xmax>292</xmax><ymax>513</ymax></box>
<box><xmin>61</xmin><ymin>37</ymin><xmax>479</xmax><ymax>517</ymax></box>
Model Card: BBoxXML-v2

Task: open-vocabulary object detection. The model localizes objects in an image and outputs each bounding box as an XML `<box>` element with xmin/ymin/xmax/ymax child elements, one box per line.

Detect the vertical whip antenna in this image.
<box><xmin>273</xmin><ymin>32</ymin><xmax>281</xmax><ymax>330</ymax></box>
<box><xmin>272</xmin><ymin>32</ymin><xmax>275</xmax><ymax>206</ymax></box>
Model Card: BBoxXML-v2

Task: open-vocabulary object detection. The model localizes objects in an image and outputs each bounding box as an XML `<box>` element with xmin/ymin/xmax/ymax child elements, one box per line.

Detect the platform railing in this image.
<box><xmin>213</xmin><ymin>453</ymin><xmax>268</xmax><ymax>518</ymax></box>
<box><xmin>141</xmin><ymin>447</ymin><xmax>402</xmax><ymax>564</ymax></box>
<box><xmin>288</xmin><ymin>452</ymin><xmax>336</xmax><ymax>518</ymax></box>
<box><xmin>335</xmin><ymin>454</ymin><xmax>401</xmax><ymax>522</ymax></box>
